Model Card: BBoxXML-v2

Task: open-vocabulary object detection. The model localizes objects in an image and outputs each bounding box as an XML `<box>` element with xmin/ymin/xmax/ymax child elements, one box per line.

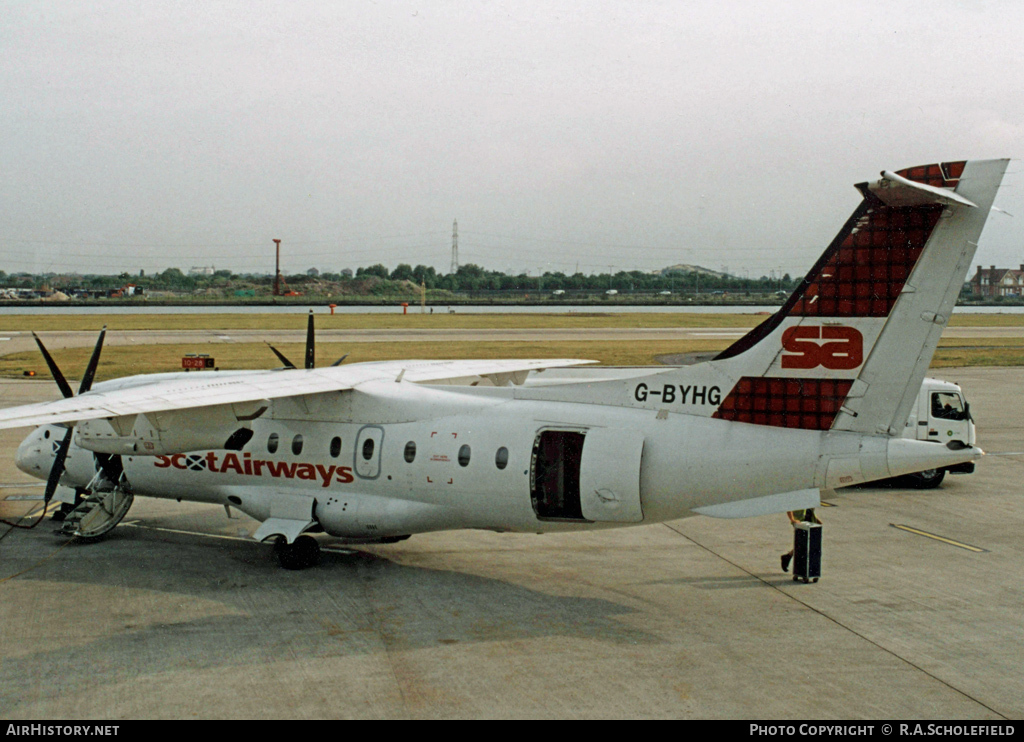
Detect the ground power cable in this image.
<box><xmin>0</xmin><ymin>536</ymin><xmax>78</xmax><ymax>584</ymax></box>
<box><xmin>0</xmin><ymin>498</ymin><xmax>79</xmax><ymax>584</ymax></box>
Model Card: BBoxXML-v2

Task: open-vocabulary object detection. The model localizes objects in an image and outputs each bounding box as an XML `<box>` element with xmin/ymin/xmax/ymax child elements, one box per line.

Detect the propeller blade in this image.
<box><xmin>44</xmin><ymin>428</ymin><xmax>74</xmax><ymax>505</ymax></box>
<box><xmin>330</xmin><ymin>354</ymin><xmax>349</xmax><ymax>367</ymax></box>
<box><xmin>265</xmin><ymin>342</ymin><xmax>296</xmax><ymax>369</ymax></box>
<box><xmin>32</xmin><ymin>333</ymin><xmax>74</xmax><ymax>399</ymax></box>
<box><xmin>77</xmin><ymin>326</ymin><xmax>107</xmax><ymax>394</ymax></box>
<box><xmin>304</xmin><ymin>310</ymin><xmax>315</xmax><ymax>369</ymax></box>
<box><xmin>5</xmin><ymin>328</ymin><xmax>101</xmax><ymax>530</ymax></box>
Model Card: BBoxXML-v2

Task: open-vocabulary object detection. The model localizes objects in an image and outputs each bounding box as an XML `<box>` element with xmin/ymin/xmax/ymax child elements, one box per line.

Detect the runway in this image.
<box><xmin>0</xmin><ymin>325</ymin><xmax>1021</xmax><ymax>354</ymax></box>
<box><xmin>1</xmin><ymin>368</ymin><xmax>1023</xmax><ymax>719</ymax></box>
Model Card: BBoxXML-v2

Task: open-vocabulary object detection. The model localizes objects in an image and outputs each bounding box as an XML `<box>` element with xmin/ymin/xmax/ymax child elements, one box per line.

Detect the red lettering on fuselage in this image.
<box><xmin>221</xmin><ymin>453</ymin><xmax>244</xmax><ymax>474</ymax></box>
<box><xmin>265</xmin><ymin>460</ymin><xmax>296</xmax><ymax>478</ymax></box>
<box><xmin>152</xmin><ymin>453</ymin><xmax>354</xmax><ymax>488</ymax></box>
<box><xmin>781</xmin><ymin>325</ymin><xmax>864</xmax><ymax>370</ymax></box>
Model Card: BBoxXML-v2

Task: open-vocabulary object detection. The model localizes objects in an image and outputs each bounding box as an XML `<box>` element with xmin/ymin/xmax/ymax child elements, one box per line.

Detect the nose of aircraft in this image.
<box><xmin>16</xmin><ymin>427</ymin><xmax>54</xmax><ymax>479</ymax></box>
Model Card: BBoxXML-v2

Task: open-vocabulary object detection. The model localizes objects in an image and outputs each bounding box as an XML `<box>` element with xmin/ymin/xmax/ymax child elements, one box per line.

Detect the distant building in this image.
<box><xmin>658</xmin><ymin>263</ymin><xmax>726</xmax><ymax>278</ymax></box>
<box><xmin>188</xmin><ymin>266</ymin><xmax>215</xmax><ymax>276</ymax></box>
<box><xmin>970</xmin><ymin>265</ymin><xmax>1024</xmax><ymax>297</ymax></box>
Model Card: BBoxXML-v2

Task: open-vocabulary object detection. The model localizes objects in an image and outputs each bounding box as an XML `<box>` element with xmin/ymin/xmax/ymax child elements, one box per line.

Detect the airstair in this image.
<box><xmin>56</xmin><ymin>470</ymin><xmax>134</xmax><ymax>540</ymax></box>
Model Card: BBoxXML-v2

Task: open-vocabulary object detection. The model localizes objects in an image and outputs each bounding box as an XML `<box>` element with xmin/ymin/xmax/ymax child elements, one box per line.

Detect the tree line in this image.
<box><xmin>0</xmin><ymin>265</ymin><xmax>797</xmax><ymax>296</ymax></box>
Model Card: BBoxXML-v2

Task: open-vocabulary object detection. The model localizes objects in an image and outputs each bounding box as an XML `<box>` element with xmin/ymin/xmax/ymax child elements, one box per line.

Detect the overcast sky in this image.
<box><xmin>3</xmin><ymin>0</ymin><xmax>1024</xmax><ymax>278</ymax></box>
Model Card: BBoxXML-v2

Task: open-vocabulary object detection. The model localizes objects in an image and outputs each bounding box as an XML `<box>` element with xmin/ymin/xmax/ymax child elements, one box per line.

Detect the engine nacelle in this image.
<box><xmin>75</xmin><ymin>400</ymin><xmax>267</xmax><ymax>456</ymax></box>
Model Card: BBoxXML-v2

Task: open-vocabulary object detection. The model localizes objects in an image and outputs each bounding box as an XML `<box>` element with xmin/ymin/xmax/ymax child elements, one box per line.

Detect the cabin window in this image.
<box><xmin>404</xmin><ymin>441</ymin><xmax>416</xmax><ymax>463</ymax></box>
<box><xmin>495</xmin><ymin>447</ymin><xmax>509</xmax><ymax>470</ymax></box>
<box><xmin>292</xmin><ymin>434</ymin><xmax>304</xmax><ymax>455</ymax></box>
<box><xmin>458</xmin><ymin>444</ymin><xmax>471</xmax><ymax>467</ymax></box>
<box><xmin>330</xmin><ymin>436</ymin><xmax>342</xmax><ymax>457</ymax></box>
<box><xmin>267</xmin><ymin>433</ymin><xmax>279</xmax><ymax>454</ymax></box>
<box><xmin>362</xmin><ymin>437</ymin><xmax>375</xmax><ymax>461</ymax></box>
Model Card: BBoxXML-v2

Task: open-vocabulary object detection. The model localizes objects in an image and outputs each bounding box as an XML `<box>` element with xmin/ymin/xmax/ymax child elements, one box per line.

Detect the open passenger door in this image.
<box><xmin>578</xmin><ymin>427</ymin><xmax>644</xmax><ymax>523</ymax></box>
<box><xmin>531</xmin><ymin>428</ymin><xmax>644</xmax><ymax>523</ymax></box>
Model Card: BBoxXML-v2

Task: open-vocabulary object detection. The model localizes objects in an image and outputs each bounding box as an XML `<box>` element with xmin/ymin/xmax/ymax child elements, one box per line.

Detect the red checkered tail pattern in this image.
<box><xmin>710</xmin><ymin>159</ymin><xmax>1012</xmax><ymax>435</ymax></box>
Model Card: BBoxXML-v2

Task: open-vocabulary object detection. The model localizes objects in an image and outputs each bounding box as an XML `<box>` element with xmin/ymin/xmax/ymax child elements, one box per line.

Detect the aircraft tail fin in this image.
<box><xmin>708</xmin><ymin>159</ymin><xmax>1012</xmax><ymax>436</ymax></box>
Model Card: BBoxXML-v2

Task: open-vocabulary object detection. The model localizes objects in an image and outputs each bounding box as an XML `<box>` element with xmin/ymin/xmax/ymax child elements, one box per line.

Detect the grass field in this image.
<box><xmin>0</xmin><ymin>311</ymin><xmax>770</xmax><ymax>332</ymax></box>
<box><xmin>0</xmin><ymin>311</ymin><xmax>1021</xmax><ymax>382</ymax></box>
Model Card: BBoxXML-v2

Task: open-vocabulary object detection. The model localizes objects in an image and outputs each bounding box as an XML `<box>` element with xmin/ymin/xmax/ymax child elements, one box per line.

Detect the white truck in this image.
<box><xmin>897</xmin><ymin>377</ymin><xmax>976</xmax><ymax>488</ymax></box>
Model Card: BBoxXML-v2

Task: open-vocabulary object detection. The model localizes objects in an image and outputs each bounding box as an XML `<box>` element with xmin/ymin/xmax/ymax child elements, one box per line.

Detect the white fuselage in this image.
<box><xmin>16</xmin><ymin>373</ymin><xmax>970</xmax><ymax>541</ymax></box>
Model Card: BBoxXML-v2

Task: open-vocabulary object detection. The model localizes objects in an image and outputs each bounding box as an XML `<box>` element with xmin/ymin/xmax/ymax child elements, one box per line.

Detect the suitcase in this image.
<box><xmin>793</xmin><ymin>522</ymin><xmax>822</xmax><ymax>583</ymax></box>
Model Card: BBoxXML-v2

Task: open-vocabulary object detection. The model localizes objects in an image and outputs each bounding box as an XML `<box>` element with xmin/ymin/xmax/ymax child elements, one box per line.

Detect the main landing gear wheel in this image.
<box><xmin>904</xmin><ymin>469</ymin><xmax>946</xmax><ymax>489</ymax></box>
<box><xmin>275</xmin><ymin>535</ymin><xmax>322</xmax><ymax>570</ymax></box>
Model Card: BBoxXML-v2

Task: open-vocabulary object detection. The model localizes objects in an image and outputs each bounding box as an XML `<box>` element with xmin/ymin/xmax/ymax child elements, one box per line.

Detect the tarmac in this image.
<box><xmin>0</xmin><ymin>367</ymin><xmax>1022</xmax><ymax>720</ymax></box>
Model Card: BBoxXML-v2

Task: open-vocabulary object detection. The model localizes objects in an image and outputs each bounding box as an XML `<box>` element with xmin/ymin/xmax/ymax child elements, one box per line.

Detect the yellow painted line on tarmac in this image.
<box><xmin>891</xmin><ymin>524</ymin><xmax>987</xmax><ymax>553</ymax></box>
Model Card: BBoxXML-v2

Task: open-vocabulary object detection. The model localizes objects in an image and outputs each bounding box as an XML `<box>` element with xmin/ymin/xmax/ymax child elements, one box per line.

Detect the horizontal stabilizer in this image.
<box><xmin>872</xmin><ymin>170</ymin><xmax>978</xmax><ymax>208</ymax></box>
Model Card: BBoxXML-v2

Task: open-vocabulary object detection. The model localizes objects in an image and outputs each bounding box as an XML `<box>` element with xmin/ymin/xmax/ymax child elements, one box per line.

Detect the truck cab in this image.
<box><xmin>898</xmin><ymin>377</ymin><xmax>976</xmax><ymax>488</ymax></box>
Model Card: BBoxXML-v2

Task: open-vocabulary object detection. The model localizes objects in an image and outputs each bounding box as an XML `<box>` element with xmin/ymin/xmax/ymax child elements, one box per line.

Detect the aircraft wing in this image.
<box><xmin>0</xmin><ymin>358</ymin><xmax>596</xmax><ymax>430</ymax></box>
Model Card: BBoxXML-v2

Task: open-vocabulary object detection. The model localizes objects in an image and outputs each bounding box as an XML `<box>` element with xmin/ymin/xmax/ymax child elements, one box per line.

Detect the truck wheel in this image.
<box><xmin>904</xmin><ymin>469</ymin><xmax>946</xmax><ymax>489</ymax></box>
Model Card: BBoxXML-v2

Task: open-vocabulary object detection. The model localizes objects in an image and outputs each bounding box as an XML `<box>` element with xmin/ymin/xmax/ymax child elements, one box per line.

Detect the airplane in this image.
<box><xmin>0</xmin><ymin>158</ymin><xmax>1014</xmax><ymax>569</ymax></box>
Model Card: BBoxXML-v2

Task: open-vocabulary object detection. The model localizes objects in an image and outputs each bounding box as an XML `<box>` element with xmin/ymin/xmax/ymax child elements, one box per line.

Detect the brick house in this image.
<box><xmin>969</xmin><ymin>265</ymin><xmax>1024</xmax><ymax>297</ymax></box>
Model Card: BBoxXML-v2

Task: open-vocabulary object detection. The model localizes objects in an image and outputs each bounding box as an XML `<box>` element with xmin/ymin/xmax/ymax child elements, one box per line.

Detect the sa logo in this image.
<box><xmin>781</xmin><ymin>326</ymin><xmax>864</xmax><ymax>370</ymax></box>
